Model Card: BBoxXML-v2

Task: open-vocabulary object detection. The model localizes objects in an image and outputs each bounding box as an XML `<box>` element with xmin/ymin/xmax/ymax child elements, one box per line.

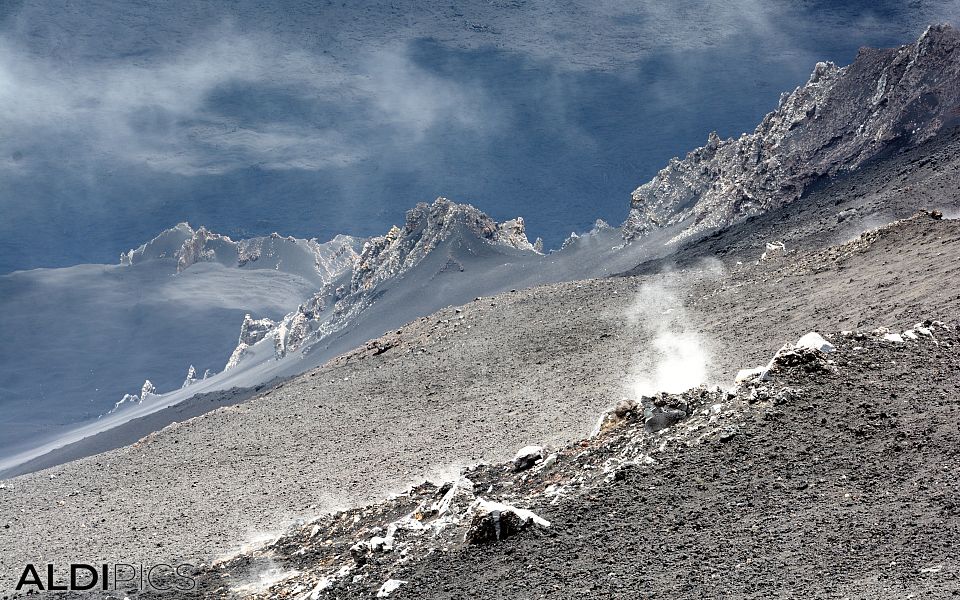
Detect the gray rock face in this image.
<box><xmin>623</xmin><ymin>24</ymin><xmax>960</xmax><ymax>244</ymax></box>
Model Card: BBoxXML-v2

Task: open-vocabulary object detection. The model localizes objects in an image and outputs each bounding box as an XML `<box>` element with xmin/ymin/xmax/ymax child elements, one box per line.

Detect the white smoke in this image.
<box><xmin>229</xmin><ymin>556</ymin><xmax>299</xmax><ymax>595</ymax></box>
<box><xmin>626</xmin><ymin>270</ymin><xmax>717</xmax><ymax>398</ymax></box>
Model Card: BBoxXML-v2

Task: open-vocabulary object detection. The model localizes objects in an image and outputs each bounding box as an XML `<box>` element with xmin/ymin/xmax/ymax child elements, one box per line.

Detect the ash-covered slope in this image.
<box><xmin>14</xmin><ymin>26</ymin><xmax>960</xmax><ymax>472</ymax></box>
<box><xmin>0</xmin><ymin>197</ymin><xmax>650</xmax><ymax>474</ymax></box>
<box><xmin>6</xmin><ymin>28</ymin><xmax>960</xmax><ymax>597</ymax></box>
<box><xmin>624</xmin><ymin>24</ymin><xmax>960</xmax><ymax>243</ymax></box>
<box><xmin>0</xmin><ymin>190</ymin><xmax>645</xmax><ymax>472</ymax></box>
<box><xmin>168</xmin><ymin>323</ymin><xmax>960</xmax><ymax>599</ymax></box>
<box><xmin>5</xmin><ymin>205</ymin><xmax>960</xmax><ymax>596</ymax></box>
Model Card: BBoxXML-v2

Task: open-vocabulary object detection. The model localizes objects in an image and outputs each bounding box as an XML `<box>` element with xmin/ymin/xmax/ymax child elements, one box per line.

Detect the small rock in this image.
<box><xmin>513</xmin><ymin>446</ymin><xmax>545</xmax><ymax>472</ymax></box>
<box><xmin>796</xmin><ymin>332</ymin><xmax>835</xmax><ymax>353</ymax></box>
<box><xmin>836</xmin><ymin>208</ymin><xmax>858</xmax><ymax>223</ymax></box>
<box><xmin>349</xmin><ymin>541</ymin><xmax>371</xmax><ymax>565</ymax></box>
<box><xmin>718</xmin><ymin>426</ymin><xmax>740</xmax><ymax>442</ymax></box>
<box><xmin>540</xmin><ymin>453</ymin><xmax>558</xmax><ymax>470</ymax></box>
<box><xmin>644</xmin><ymin>408</ymin><xmax>686</xmax><ymax>433</ymax></box>
<box><xmin>760</xmin><ymin>241</ymin><xmax>786</xmax><ymax>261</ymax></box>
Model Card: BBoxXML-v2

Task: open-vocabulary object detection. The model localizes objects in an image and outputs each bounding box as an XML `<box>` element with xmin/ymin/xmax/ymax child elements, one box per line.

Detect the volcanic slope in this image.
<box><xmin>8</xmin><ymin>23</ymin><xmax>960</xmax><ymax>476</ymax></box>
<box><xmin>152</xmin><ymin>321</ymin><xmax>960</xmax><ymax>600</ymax></box>
<box><xmin>3</xmin><ymin>184</ymin><xmax>960</xmax><ymax>595</ymax></box>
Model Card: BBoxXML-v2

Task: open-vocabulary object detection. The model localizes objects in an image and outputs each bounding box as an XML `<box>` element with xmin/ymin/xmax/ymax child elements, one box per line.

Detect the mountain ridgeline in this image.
<box><xmin>624</xmin><ymin>24</ymin><xmax>960</xmax><ymax>243</ymax></box>
<box><xmin>223</xmin><ymin>199</ymin><xmax>542</xmax><ymax>369</ymax></box>
<box><xmin>211</xmin><ymin>24</ymin><xmax>960</xmax><ymax>388</ymax></box>
<box><xmin>112</xmin><ymin>24</ymin><xmax>960</xmax><ymax>409</ymax></box>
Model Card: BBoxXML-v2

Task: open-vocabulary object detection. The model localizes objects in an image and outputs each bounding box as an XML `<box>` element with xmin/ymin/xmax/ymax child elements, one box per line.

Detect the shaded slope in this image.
<box><xmin>0</xmin><ymin>202</ymin><xmax>649</xmax><ymax>475</ymax></box>
<box><xmin>625</xmin><ymin>125</ymin><xmax>960</xmax><ymax>277</ymax></box>
<box><xmin>385</xmin><ymin>324</ymin><xmax>960</xmax><ymax>599</ymax></box>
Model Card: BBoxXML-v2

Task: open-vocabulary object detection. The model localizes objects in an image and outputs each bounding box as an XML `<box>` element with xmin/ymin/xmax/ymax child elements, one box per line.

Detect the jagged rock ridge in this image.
<box><xmin>225</xmin><ymin>197</ymin><xmax>539</xmax><ymax>368</ymax></box>
<box><xmin>623</xmin><ymin>24</ymin><xmax>960</xmax><ymax>243</ymax></box>
<box><xmin>350</xmin><ymin>198</ymin><xmax>540</xmax><ymax>294</ymax></box>
<box><xmin>120</xmin><ymin>223</ymin><xmax>364</xmax><ymax>287</ymax></box>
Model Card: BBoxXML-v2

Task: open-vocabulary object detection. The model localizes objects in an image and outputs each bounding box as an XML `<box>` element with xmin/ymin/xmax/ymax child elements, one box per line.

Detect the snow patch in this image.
<box><xmin>376</xmin><ymin>579</ymin><xmax>407</xmax><ymax>597</ymax></box>
<box><xmin>796</xmin><ymin>332</ymin><xmax>835</xmax><ymax>353</ymax></box>
<box><xmin>470</xmin><ymin>498</ymin><xmax>551</xmax><ymax>528</ymax></box>
<box><xmin>735</xmin><ymin>367</ymin><xmax>767</xmax><ymax>383</ymax></box>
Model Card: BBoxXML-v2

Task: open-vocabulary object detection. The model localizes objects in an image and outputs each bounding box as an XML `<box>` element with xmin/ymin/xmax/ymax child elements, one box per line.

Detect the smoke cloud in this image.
<box><xmin>625</xmin><ymin>262</ymin><xmax>725</xmax><ymax>398</ymax></box>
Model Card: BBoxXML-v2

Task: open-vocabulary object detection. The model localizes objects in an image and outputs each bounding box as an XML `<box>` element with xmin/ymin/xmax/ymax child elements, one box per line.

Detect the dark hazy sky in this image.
<box><xmin>0</xmin><ymin>0</ymin><xmax>957</xmax><ymax>272</ymax></box>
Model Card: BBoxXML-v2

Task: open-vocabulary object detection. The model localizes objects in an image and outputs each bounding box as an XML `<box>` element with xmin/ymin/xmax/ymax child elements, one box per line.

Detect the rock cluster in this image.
<box><xmin>225</xmin><ymin>314</ymin><xmax>279</xmax><ymax>370</ymax></box>
<box><xmin>351</xmin><ymin>198</ymin><xmax>539</xmax><ymax>294</ymax></box>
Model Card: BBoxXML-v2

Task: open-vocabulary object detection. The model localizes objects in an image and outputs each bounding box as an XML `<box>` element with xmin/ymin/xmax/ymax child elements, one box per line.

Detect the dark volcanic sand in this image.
<box><xmin>388</xmin><ymin>327</ymin><xmax>960</xmax><ymax>599</ymax></box>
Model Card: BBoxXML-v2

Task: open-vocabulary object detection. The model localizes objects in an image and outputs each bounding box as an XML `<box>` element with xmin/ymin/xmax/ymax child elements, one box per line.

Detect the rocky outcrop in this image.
<box><xmin>463</xmin><ymin>498</ymin><xmax>551</xmax><ymax>544</ymax></box>
<box><xmin>181</xmin><ymin>365</ymin><xmax>198</xmax><ymax>388</ymax></box>
<box><xmin>229</xmin><ymin>198</ymin><xmax>540</xmax><ymax>366</ymax></box>
<box><xmin>561</xmin><ymin>219</ymin><xmax>613</xmax><ymax>250</ymax></box>
<box><xmin>623</xmin><ymin>24</ymin><xmax>960</xmax><ymax>243</ymax></box>
<box><xmin>173</xmin><ymin>226</ymin><xmax>231</xmax><ymax>271</ymax></box>
<box><xmin>109</xmin><ymin>379</ymin><xmax>157</xmax><ymax>412</ymax></box>
<box><xmin>120</xmin><ymin>222</ymin><xmax>194</xmax><ymax>265</ymax></box>
<box><xmin>225</xmin><ymin>314</ymin><xmax>278</xmax><ymax>370</ymax></box>
<box><xmin>121</xmin><ymin>223</ymin><xmax>364</xmax><ymax>285</ymax></box>
<box><xmin>351</xmin><ymin>198</ymin><xmax>539</xmax><ymax>294</ymax></box>
<box><xmin>512</xmin><ymin>445</ymin><xmax>545</xmax><ymax>472</ymax></box>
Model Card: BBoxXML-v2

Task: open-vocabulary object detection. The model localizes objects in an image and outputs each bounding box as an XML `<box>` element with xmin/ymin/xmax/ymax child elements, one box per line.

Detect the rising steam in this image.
<box><xmin>626</xmin><ymin>273</ymin><xmax>716</xmax><ymax>398</ymax></box>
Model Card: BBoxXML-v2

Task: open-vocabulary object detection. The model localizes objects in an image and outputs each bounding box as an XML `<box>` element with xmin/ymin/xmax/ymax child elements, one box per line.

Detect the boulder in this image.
<box><xmin>464</xmin><ymin>499</ymin><xmax>550</xmax><ymax>544</ymax></box>
<box><xmin>512</xmin><ymin>445</ymin><xmax>545</xmax><ymax>472</ymax></box>
<box><xmin>643</xmin><ymin>407</ymin><xmax>687</xmax><ymax>433</ymax></box>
